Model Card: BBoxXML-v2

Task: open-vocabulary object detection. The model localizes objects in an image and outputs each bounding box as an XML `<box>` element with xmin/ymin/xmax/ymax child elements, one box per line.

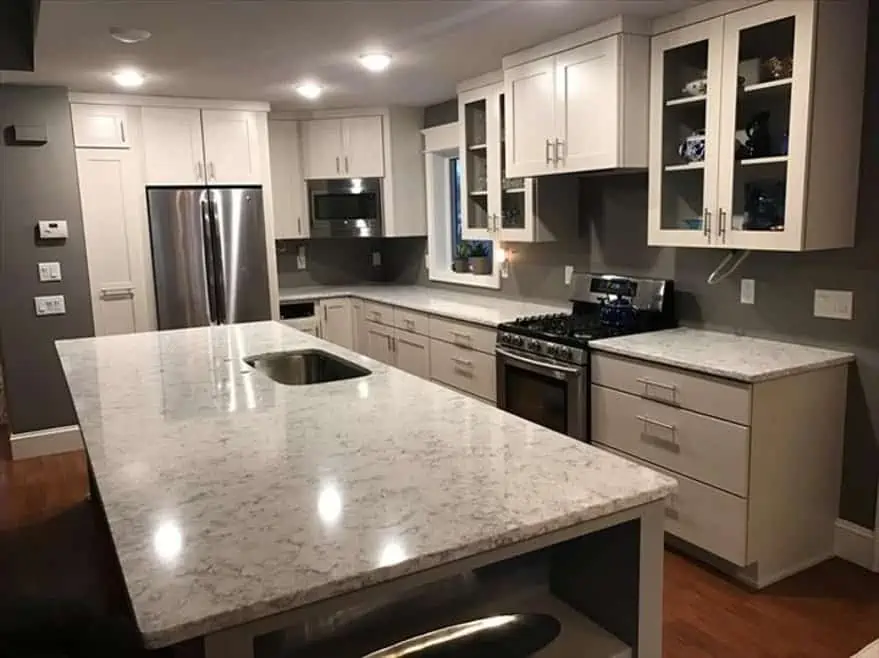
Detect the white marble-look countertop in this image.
<box><xmin>279</xmin><ymin>285</ymin><xmax>568</xmax><ymax>327</ymax></box>
<box><xmin>56</xmin><ymin>322</ymin><xmax>674</xmax><ymax>648</ymax></box>
<box><xmin>589</xmin><ymin>328</ymin><xmax>855</xmax><ymax>383</ymax></box>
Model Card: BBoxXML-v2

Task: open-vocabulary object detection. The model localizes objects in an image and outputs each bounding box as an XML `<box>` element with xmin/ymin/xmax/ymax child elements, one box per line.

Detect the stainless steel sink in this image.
<box><xmin>243</xmin><ymin>349</ymin><xmax>370</xmax><ymax>385</ymax></box>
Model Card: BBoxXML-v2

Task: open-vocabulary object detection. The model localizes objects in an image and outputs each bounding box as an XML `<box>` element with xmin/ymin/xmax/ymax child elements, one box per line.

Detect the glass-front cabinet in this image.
<box><xmin>648</xmin><ymin>0</ymin><xmax>867</xmax><ymax>252</ymax></box>
<box><xmin>458</xmin><ymin>79</ymin><xmax>574</xmax><ymax>243</ymax></box>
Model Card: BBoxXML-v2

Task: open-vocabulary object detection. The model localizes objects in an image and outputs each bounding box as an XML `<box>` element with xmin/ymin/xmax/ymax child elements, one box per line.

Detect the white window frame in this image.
<box><xmin>423</xmin><ymin>122</ymin><xmax>501</xmax><ymax>290</ymax></box>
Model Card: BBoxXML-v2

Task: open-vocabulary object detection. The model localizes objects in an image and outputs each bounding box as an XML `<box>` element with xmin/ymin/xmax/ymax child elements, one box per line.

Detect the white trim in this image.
<box><xmin>651</xmin><ymin>0</ymin><xmax>769</xmax><ymax>36</ymax></box>
<box><xmin>10</xmin><ymin>425</ymin><xmax>83</xmax><ymax>460</ymax></box>
<box><xmin>457</xmin><ymin>70</ymin><xmax>503</xmax><ymax>94</ymax></box>
<box><xmin>68</xmin><ymin>92</ymin><xmax>270</xmax><ymax>112</ymax></box>
<box><xmin>422</xmin><ymin>123</ymin><xmax>458</xmax><ymax>153</ymax></box>
<box><xmin>834</xmin><ymin>519</ymin><xmax>876</xmax><ymax>571</ymax></box>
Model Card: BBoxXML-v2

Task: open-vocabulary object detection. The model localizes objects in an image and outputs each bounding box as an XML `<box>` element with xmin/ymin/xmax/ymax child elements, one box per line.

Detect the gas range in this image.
<box><xmin>496</xmin><ymin>273</ymin><xmax>675</xmax><ymax>366</ymax></box>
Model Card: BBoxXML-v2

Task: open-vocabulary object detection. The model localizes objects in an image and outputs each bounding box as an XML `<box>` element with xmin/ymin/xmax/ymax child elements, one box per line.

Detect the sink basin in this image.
<box><xmin>243</xmin><ymin>349</ymin><xmax>370</xmax><ymax>385</ymax></box>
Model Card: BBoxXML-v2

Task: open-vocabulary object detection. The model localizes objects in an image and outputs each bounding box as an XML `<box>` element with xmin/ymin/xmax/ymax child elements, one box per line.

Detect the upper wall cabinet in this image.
<box><xmin>142</xmin><ymin>107</ymin><xmax>262</xmax><ymax>185</ymax></box>
<box><xmin>648</xmin><ymin>0</ymin><xmax>868</xmax><ymax>251</ymax></box>
<box><xmin>268</xmin><ymin>119</ymin><xmax>308</xmax><ymax>240</ymax></box>
<box><xmin>502</xmin><ymin>18</ymin><xmax>650</xmax><ymax>178</ymax></box>
<box><xmin>71</xmin><ymin>104</ymin><xmax>131</xmax><ymax>149</ymax></box>
<box><xmin>458</xmin><ymin>78</ymin><xmax>578</xmax><ymax>243</ymax></box>
<box><xmin>302</xmin><ymin>116</ymin><xmax>384</xmax><ymax>179</ymax></box>
<box><xmin>142</xmin><ymin>107</ymin><xmax>206</xmax><ymax>184</ymax></box>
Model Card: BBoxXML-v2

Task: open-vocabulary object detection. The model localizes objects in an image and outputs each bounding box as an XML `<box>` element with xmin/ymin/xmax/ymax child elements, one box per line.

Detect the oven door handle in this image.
<box><xmin>496</xmin><ymin>347</ymin><xmax>581</xmax><ymax>376</ymax></box>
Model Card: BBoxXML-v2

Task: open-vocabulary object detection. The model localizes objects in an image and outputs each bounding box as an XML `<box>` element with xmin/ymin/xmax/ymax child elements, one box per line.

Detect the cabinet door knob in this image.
<box><xmin>196</xmin><ymin>162</ymin><xmax>203</xmax><ymax>181</ymax></box>
<box><xmin>119</xmin><ymin>119</ymin><xmax>126</xmax><ymax>144</ymax></box>
<box><xmin>554</xmin><ymin>138</ymin><xmax>564</xmax><ymax>164</ymax></box>
<box><xmin>336</xmin><ymin>156</ymin><xmax>340</xmax><ymax>173</ymax></box>
<box><xmin>208</xmin><ymin>162</ymin><xmax>216</xmax><ymax>181</ymax></box>
<box><xmin>703</xmin><ymin>208</ymin><xmax>711</xmax><ymax>238</ymax></box>
<box><xmin>718</xmin><ymin>208</ymin><xmax>727</xmax><ymax>240</ymax></box>
<box><xmin>545</xmin><ymin>139</ymin><xmax>552</xmax><ymax>165</ymax></box>
<box><xmin>344</xmin><ymin>156</ymin><xmax>350</xmax><ymax>173</ymax></box>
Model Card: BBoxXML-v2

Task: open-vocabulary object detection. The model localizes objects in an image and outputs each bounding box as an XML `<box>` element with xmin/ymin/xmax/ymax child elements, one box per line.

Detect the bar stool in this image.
<box><xmin>362</xmin><ymin>613</ymin><xmax>561</xmax><ymax>658</ymax></box>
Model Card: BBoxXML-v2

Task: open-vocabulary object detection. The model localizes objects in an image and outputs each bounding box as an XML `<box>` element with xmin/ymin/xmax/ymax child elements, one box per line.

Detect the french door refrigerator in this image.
<box><xmin>146</xmin><ymin>186</ymin><xmax>272</xmax><ymax>330</ymax></box>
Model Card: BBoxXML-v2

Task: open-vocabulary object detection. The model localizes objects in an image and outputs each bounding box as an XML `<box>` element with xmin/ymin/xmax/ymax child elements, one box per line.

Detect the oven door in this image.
<box><xmin>496</xmin><ymin>347</ymin><xmax>588</xmax><ymax>441</ymax></box>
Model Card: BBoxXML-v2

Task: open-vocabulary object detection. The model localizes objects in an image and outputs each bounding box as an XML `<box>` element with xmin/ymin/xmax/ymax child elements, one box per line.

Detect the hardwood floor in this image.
<box><xmin>3</xmin><ymin>451</ymin><xmax>879</xmax><ymax>658</ymax></box>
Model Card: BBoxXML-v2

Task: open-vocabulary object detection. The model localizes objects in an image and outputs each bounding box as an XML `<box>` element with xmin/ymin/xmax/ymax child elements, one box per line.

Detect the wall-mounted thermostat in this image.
<box><xmin>38</xmin><ymin>220</ymin><xmax>69</xmax><ymax>240</ymax></box>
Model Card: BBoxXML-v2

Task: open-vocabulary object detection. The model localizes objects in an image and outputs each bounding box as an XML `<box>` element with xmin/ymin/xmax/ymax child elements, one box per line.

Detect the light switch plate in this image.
<box><xmin>740</xmin><ymin>278</ymin><xmax>755</xmax><ymax>305</ymax></box>
<box><xmin>34</xmin><ymin>295</ymin><xmax>66</xmax><ymax>316</ymax></box>
<box><xmin>814</xmin><ymin>289</ymin><xmax>853</xmax><ymax>320</ymax></box>
<box><xmin>564</xmin><ymin>266</ymin><xmax>574</xmax><ymax>286</ymax></box>
<box><xmin>372</xmin><ymin>251</ymin><xmax>381</xmax><ymax>267</ymax></box>
<box><xmin>37</xmin><ymin>220</ymin><xmax>68</xmax><ymax>240</ymax></box>
<box><xmin>38</xmin><ymin>261</ymin><xmax>62</xmax><ymax>282</ymax></box>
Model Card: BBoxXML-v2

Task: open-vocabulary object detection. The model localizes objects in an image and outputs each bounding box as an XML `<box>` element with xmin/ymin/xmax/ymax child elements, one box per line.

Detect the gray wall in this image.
<box><xmin>277</xmin><ymin>238</ymin><xmax>386</xmax><ymax>289</ymax></box>
<box><xmin>0</xmin><ymin>85</ymin><xmax>94</xmax><ymax>435</ymax></box>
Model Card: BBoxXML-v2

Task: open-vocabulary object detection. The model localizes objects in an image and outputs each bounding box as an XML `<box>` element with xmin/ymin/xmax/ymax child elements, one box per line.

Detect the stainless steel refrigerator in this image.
<box><xmin>146</xmin><ymin>186</ymin><xmax>272</xmax><ymax>330</ymax></box>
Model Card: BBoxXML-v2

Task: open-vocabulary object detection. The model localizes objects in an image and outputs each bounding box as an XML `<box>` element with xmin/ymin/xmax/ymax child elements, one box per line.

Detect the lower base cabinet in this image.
<box><xmin>310</xmin><ymin>296</ymin><xmax>496</xmax><ymax>404</ymax></box>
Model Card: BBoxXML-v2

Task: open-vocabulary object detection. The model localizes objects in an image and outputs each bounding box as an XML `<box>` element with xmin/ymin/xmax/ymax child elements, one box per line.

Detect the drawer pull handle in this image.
<box><xmin>405</xmin><ymin>318</ymin><xmax>416</xmax><ymax>329</ymax></box>
<box><xmin>636</xmin><ymin>377</ymin><xmax>677</xmax><ymax>392</ymax></box>
<box><xmin>398</xmin><ymin>337</ymin><xmax>421</xmax><ymax>349</ymax></box>
<box><xmin>452</xmin><ymin>357</ymin><xmax>473</xmax><ymax>368</ymax></box>
<box><xmin>636</xmin><ymin>415</ymin><xmax>675</xmax><ymax>432</ymax></box>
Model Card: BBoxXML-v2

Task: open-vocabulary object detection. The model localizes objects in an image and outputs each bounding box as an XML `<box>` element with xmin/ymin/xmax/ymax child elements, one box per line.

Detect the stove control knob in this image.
<box><xmin>546</xmin><ymin>344</ymin><xmax>558</xmax><ymax>356</ymax></box>
<box><xmin>512</xmin><ymin>336</ymin><xmax>524</xmax><ymax>347</ymax></box>
<box><xmin>500</xmin><ymin>334</ymin><xmax>510</xmax><ymax>344</ymax></box>
<box><xmin>527</xmin><ymin>339</ymin><xmax>541</xmax><ymax>351</ymax></box>
<box><xmin>558</xmin><ymin>347</ymin><xmax>573</xmax><ymax>360</ymax></box>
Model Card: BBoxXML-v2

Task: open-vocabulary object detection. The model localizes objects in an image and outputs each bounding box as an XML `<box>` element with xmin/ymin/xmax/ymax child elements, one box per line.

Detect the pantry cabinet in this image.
<box><xmin>141</xmin><ymin>107</ymin><xmax>262</xmax><ymax>185</ymax></box>
<box><xmin>458</xmin><ymin>78</ymin><xmax>578</xmax><ymax>243</ymax></box>
<box><xmin>268</xmin><ymin>120</ymin><xmax>308</xmax><ymax>239</ymax></box>
<box><xmin>302</xmin><ymin>116</ymin><xmax>384</xmax><ymax>179</ymax></box>
<box><xmin>502</xmin><ymin>21</ymin><xmax>650</xmax><ymax>178</ymax></box>
<box><xmin>648</xmin><ymin>0</ymin><xmax>867</xmax><ymax>251</ymax></box>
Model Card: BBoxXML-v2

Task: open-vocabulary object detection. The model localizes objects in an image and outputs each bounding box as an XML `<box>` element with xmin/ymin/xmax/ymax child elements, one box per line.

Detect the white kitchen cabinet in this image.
<box><xmin>364</xmin><ymin>320</ymin><xmax>395</xmax><ymax>365</ymax></box>
<box><xmin>268</xmin><ymin>119</ymin><xmax>308</xmax><ymax>239</ymax></box>
<box><xmin>201</xmin><ymin>110</ymin><xmax>261</xmax><ymax>184</ymax></box>
<box><xmin>458</xmin><ymin>77</ymin><xmax>579</xmax><ymax>243</ymax></box>
<box><xmin>318</xmin><ymin>298</ymin><xmax>354</xmax><ymax>350</ymax></box>
<box><xmin>71</xmin><ymin>104</ymin><xmax>131</xmax><ymax>149</ymax></box>
<box><xmin>351</xmin><ymin>298</ymin><xmax>368</xmax><ymax>353</ymax></box>
<box><xmin>302</xmin><ymin>116</ymin><xmax>384</xmax><ymax>180</ymax></box>
<box><xmin>142</xmin><ymin>107</ymin><xmax>206</xmax><ymax>185</ymax></box>
<box><xmin>502</xmin><ymin>21</ymin><xmax>649</xmax><ymax>178</ymax></box>
<box><xmin>343</xmin><ymin>116</ymin><xmax>385</xmax><ymax>178</ymax></box>
<box><xmin>648</xmin><ymin>0</ymin><xmax>867</xmax><ymax>251</ymax></box>
<box><xmin>393</xmin><ymin>328</ymin><xmax>430</xmax><ymax>379</ymax></box>
<box><xmin>76</xmin><ymin>148</ymin><xmax>153</xmax><ymax>335</ymax></box>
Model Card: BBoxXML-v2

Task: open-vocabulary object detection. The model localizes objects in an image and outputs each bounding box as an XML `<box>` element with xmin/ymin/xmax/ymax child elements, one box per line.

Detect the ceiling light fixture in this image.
<box><xmin>112</xmin><ymin>69</ymin><xmax>145</xmax><ymax>89</ymax></box>
<box><xmin>109</xmin><ymin>27</ymin><xmax>152</xmax><ymax>44</ymax></box>
<box><xmin>359</xmin><ymin>53</ymin><xmax>392</xmax><ymax>73</ymax></box>
<box><xmin>296</xmin><ymin>82</ymin><xmax>323</xmax><ymax>100</ymax></box>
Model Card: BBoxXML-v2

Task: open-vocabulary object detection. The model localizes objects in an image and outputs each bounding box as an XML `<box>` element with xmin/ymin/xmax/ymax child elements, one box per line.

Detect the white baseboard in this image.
<box><xmin>834</xmin><ymin>519</ymin><xmax>876</xmax><ymax>571</ymax></box>
<box><xmin>10</xmin><ymin>425</ymin><xmax>83</xmax><ymax>460</ymax></box>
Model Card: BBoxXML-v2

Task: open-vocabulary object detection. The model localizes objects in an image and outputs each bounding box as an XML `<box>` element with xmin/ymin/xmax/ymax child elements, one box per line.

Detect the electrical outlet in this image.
<box><xmin>34</xmin><ymin>295</ymin><xmax>66</xmax><ymax>316</ymax></box>
<box><xmin>740</xmin><ymin>278</ymin><xmax>755</xmax><ymax>305</ymax></box>
<box><xmin>38</xmin><ymin>261</ymin><xmax>62</xmax><ymax>282</ymax></box>
<box><xmin>372</xmin><ymin>251</ymin><xmax>381</xmax><ymax>267</ymax></box>
<box><xmin>296</xmin><ymin>246</ymin><xmax>307</xmax><ymax>270</ymax></box>
<box><xmin>814</xmin><ymin>289</ymin><xmax>853</xmax><ymax>320</ymax></box>
<box><xmin>564</xmin><ymin>266</ymin><xmax>574</xmax><ymax>286</ymax></box>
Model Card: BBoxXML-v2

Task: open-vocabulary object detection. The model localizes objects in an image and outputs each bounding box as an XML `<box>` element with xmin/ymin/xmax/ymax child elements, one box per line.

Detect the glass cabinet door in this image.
<box><xmin>460</xmin><ymin>95</ymin><xmax>491</xmax><ymax>239</ymax></box>
<box><xmin>499</xmin><ymin>91</ymin><xmax>529</xmax><ymax>238</ymax></box>
<box><xmin>717</xmin><ymin>2</ymin><xmax>812</xmax><ymax>250</ymax></box>
<box><xmin>649</xmin><ymin>18</ymin><xmax>724</xmax><ymax>247</ymax></box>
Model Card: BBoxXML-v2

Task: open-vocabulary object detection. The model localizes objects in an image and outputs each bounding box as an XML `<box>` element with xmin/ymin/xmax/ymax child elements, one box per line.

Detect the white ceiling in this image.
<box><xmin>5</xmin><ymin>0</ymin><xmax>703</xmax><ymax>109</ymax></box>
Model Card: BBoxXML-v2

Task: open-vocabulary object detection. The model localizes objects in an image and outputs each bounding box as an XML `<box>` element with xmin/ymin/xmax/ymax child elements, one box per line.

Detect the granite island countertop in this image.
<box><xmin>589</xmin><ymin>327</ymin><xmax>855</xmax><ymax>383</ymax></box>
<box><xmin>279</xmin><ymin>285</ymin><xmax>569</xmax><ymax>327</ymax></box>
<box><xmin>56</xmin><ymin>322</ymin><xmax>674</xmax><ymax>648</ymax></box>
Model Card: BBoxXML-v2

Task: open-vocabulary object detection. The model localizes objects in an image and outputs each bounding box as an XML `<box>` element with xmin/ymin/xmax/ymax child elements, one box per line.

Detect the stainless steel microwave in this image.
<box><xmin>308</xmin><ymin>178</ymin><xmax>383</xmax><ymax>238</ymax></box>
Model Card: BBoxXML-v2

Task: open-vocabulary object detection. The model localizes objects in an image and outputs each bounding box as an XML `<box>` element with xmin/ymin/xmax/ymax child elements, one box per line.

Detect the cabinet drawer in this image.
<box><xmin>364</xmin><ymin>302</ymin><xmax>395</xmax><ymax>326</ymax></box>
<box><xmin>592</xmin><ymin>385</ymin><xmax>750</xmax><ymax>497</ymax></box>
<box><xmin>430</xmin><ymin>339</ymin><xmax>496</xmax><ymax>402</ymax></box>
<box><xmin>394</xmin><ymin>308</ymin><xmax>430</xmax><ymax>336</ymax></box>
<box><xmin>429</xmin><ymin>316</ymin><xmax>495</xmax><ymax>355</ymax></box>
<box><xmin>603</xmin><ymin>447</ymin><xmax>748</xmax><ymax>567</ymax></box>
<box><xmin>591</xmin><ymin>353</ymin><xmax>751</xmax><ymax>425</ymax></box>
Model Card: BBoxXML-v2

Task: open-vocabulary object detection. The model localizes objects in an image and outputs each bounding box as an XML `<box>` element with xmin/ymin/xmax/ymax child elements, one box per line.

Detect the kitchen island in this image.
<box><xmin>56</xmin><ymin>322</ymin><xmax>675</xmax><ymax>658</ymax></box>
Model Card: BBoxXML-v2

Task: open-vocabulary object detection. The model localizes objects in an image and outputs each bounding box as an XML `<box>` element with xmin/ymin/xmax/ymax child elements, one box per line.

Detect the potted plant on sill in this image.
<box><xmin>469</xmin><ymin>243</ymin><xmax>491</xmax><ymax>275</ymax></box>
<box><xmin>452</xmin><ymin>243</ymin><xmax>471</xmax><ymax>273</ymax></box>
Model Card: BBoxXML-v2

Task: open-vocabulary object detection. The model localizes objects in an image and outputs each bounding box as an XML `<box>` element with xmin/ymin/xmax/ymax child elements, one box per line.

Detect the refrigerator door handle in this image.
<box><xmin>200</xmin><ymin>199</ymin><xmax>218</xmax><ymax>324</ymax></box>
<box><xmin>209</xmin><ymin>198</ymin><xmax>228</xmax><ymax>324</ymax></box>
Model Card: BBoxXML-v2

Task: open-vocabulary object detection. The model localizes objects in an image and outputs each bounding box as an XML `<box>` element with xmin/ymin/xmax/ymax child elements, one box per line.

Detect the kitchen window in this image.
<box><xmin>423</xmin><ymin>123</ymin><xmax>500</xmax><ymax>290</ymax></box>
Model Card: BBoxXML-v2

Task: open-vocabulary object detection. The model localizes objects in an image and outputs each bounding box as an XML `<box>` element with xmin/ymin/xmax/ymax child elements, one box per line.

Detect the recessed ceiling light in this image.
<box><xmin>295</xmin><ymin>82</ymin><xmax>323</xmax><ymax>100</ymax></box>
<box><xmin>112</xmin><ymin>69</ymin><xmax>145</xmax><ymax>89</ymax></box>
<box><xmin>109</xmin><ymin>27</ymin><xmax>152</xmax><ymax>44</ymax></box>
<box><xmin>359</xmin><ymin>53</ymin><xmax>392</xmax><ymax>73</ymax></box>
